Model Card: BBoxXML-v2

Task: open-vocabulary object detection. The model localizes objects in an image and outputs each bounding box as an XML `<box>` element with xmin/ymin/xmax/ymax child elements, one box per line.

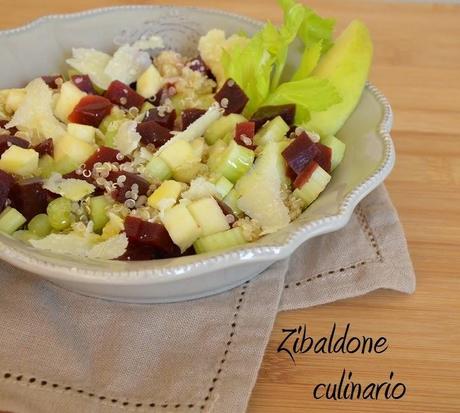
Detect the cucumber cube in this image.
<box><xmin>144</xmin><ymin>157</ymin><xmax>172</xmax><ymax>181</ymax></box>
<box><xmin>293</xmin><ymin>162</ymin><xmax>331</xmax><ymax>207</ymax></box>
<box><xmin>193</xmin><ymin>227</ymin><xmax>246</xmax><ymax>254</ymax></box>
<box><xmin>321</xmin><ymin>135</ymin><xmax>346</xmax><ymax>171</ymax></box>
<box><xmin>0</xmin><ymin>207</ymin><xmax>27</xmax><ymax>234</ymax></box>
<box><xmin>223</xmin><ymin>189</ymin><xmax>242</xmax><ymax>216</ymax></box>
<box><xmin>253</xmin><ymin>116</ymin><xmax>289</xmax><ymax>146</ymax></box>
<box><xmin>210</xmin><ymin>140</ymin><xmax>255</xmax><ymax>183</ymax></box>
<box><xmin>203</xmin><ymin>114</ymin><xmax>247</xmax><ymax>145</ymax></box>
<box><xmin>90</xmin><ymin>195</ymin><xmax>112</xmax><ymax>233</ymax></box>
<box><xmin>214</xmin><ymin>176</ymin><xmax>234</xmax><ymax>199</ymax></box>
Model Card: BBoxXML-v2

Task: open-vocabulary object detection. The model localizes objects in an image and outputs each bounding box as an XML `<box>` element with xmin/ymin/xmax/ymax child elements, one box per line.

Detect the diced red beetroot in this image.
<box><xmin>0</xmin><ymin>170</ymin><xmax>14</xmax><ymax>212</ymax></box>
<box><xmin>71</xmin><ymin>74</ymin><xmax>96</xmax><ymax>94</ymax></box>
<box><xmin>124</xmin><ymin>216</ymin><xmax>180</xmax><ymax>258</ymax></box>
<box><xmin>41</xmin><ymin>75</ymin><xmax>63</xmax><ymax>89</ymax></box>
<box><xmin>0</xmin><ymin>120</ymin><xmax>18</xmax><ymax>135</ymax></box>
<box><xmin>33</xmin><ymin>138</ymin><xmax>54</xmax><ymax>157</ymax></box>
<box><xmin>9</xmin><ymin>179</ymin><xmax>55</xmax><ymax>221</ymax></box>
<box><xmin>136</xmin><ymin>121</ymin><xmax>172</xmax><ymax>147</ymax></box>
<box><xmin>118</xmin><ymin>241</ymin><xmax>157</xmax><ymax>261</ymax></box>
<box><xmin>186</xmin><ymin>56</ymin><xmax>214</xmax><ymax>79</ymax></box>
<box><xmin>105</xmin><ymin>171</ymin><xmax>149</xmax><ymax>203</ymax></box>
<box><xmin>294</xmin><ymin>161</ymin><xmax>320</xmax><ymax>189</ymax></box>
<box><xmin>315</xmin><ymin>143</ymin><xmax>332</xmax><ymax>173</ymax></box>
<box><xmin>181</xmin><ymin>108</ymin><xmax>206</xmax><ymax>130</ymax></box>
<box><xmin>282</xmin><ymin>132</ymin><xmax>320</xmax><ymax>175</ymax></box>
<box><xmin>234</xmin><ymin>121</ymin><xmax>256</xmax><ymax>149</ymax></box>
<box><xmin>143</xmin><ymin>107</ymin><xmax>176</xmax><ymax>130</ymax></box>
<box><xmin>84</xmin><ymin>146</ymin><xmax>126</xmax><ymax>171</ymax></box>
<box><xmin>150</xmin><ymin>82</ymin><xmax>177</xmax><ymax>106</ymax></box>
<box><xmin>105</xmin><ymin>80</ymin><xmax>145</xmax><ymax>109</ymax></box>
<box><xmin>68</xmin><ymin>95</ymin><xmax>113</xmax><ymax>127</ymax></box>
<box><xmin>214</xmin><ymin>79</ymin><xmax>248</xmax><ymax>115</ymax></box>
<box><xmin>286</xmin><ymin>165</ymin><xmax>297</xmax><ymax>183</ymax></box>
<box><xmin>0</xmin><ymin>135</ymin><xmax>30</xmax><ymax>156</ymax></box>
<box><xmin>251</xmin><ymin>104</ymin><xmax>296</xmax><ymax>131</ymax></box>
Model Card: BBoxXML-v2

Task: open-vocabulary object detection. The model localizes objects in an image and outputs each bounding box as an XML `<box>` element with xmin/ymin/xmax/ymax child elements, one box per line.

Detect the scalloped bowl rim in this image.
<box><xmin>0</xmin><ymin>5</ymin><xmax>395</xmax><ymax>286</ymax></box>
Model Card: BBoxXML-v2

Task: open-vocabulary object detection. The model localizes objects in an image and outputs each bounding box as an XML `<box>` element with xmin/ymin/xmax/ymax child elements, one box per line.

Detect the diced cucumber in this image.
<box><xmin>210</xmin><ymin>140</ymin><xmax>255</xmax><ymax>183</ymax></box>
<box><xmin>99</xmin><ymin>110</ymin><xmax>126</xmax><ymax>147</ymax></box>
<box><xmin>12</xmin><ymin>230</ymin><xmax>40</xmax><ymax>242</ymax></box>
<box><xmin>223</xmin><ymin>189</ymin><xmax>242</xmax><ymax>216</ymax></box>
<box><xmin>37</xmin><ymin>154</ymin><xmax>55</xmax><ymax>178</ymax></box>
<box><xmin>0</xmin><ymin>207</ymin><xmax>27</xmax><ymax>235</ymax></box>
<box><xmin>144</xmin><ymin>156</ymin><xmax>172</xmax><ymax>181</ymax></box>
<box><xmin>321</xmin><ymin>135</ymin><xmax>346</xmax><ymax>171</ymax></box>
<box><xmin>47</xmin><ymin>197</ymin><xmax>74</xmax><ymax>231</ymax></box>
<box><xmin>28</xmin><ymin>214</ymin><xmax>52</xmax><ymax>238</ymax></box>
<box><xmin>253</xmin><ymin>116</ymin><xmax>289</xmax><ymax>146</ymax></box>
<box><xmin>293</xmin><ymin>163</ymin><xmax>331</xmax><ymax>207</ymax></box>
<box><xmin>214</xmin><ymin>176</ymin><xmax>234</xmax><ymax>199</ymax></box>
<box><xmin>53</xmin><ymin>155</ymin><xmax>80</xmax><ymax>175</ymax></box>
<box><xmin>203</xmin><ymin>114</ymin><xmax>247</xmax><ymax>145</ymax></box>
<box><xmin>90</xmin><ymin>195</ymin><xmax>112</xmax><ymax>233</ymax></box>
<box><xmin>193</xmin><ymin>227</ymin><xmax>246</xmax><ymax>254</ymax></box>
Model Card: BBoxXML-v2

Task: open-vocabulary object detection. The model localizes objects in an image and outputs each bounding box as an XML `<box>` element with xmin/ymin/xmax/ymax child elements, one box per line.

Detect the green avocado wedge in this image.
<box><xmin>304</xmin><ymin>20</ymin><xmax>373</xmax><ymax>137</ymax></box>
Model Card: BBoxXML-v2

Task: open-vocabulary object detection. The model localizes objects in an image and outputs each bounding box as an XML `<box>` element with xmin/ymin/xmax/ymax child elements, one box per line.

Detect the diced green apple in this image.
<box><xmin>193</xmin><ymin>227</ymin><xmax>246</xmax><ymax>254</ymax></box>
<box><xmin>0</xmin><ymin>146</ymin><xmax>39</xmax><ymax>176</ymax></box>
<box><xmin>136</xmin><ymin>65</ymin><xmax>163</xmax><ymax>99</ymax></box>
<box><xmin>54</xmin><ymin>133</ymin><xmax>96</xmax><ymax>165</ymax></box>
<box><xmin>187</xmin><ymin>197</ymin><xmax>230</xmax><ymax>237</ymax></box>
<box><xmin>67</xmin><ymin>123</ymin><xmax>96</xmax><ymax>143</ymax></box>
<box><xmin>161</xmin><ymin>204</ymin><xmax>201</xmax><ymax>251</ymax></box>
<box><xmin>147</xmin><ymin>180</ymin><xmax>183</xmax><ymax>209</ymax></box>
<box><xmin>54</xmin><ymin>81</ymin><xmax>87</xmax><ymax>123</ymax></box>
<box><xmin>144</xmin><ymin>156</ymin><xmax>172</xmax><ymax>181</ymax></box>
<box><xmin>305</xmin><ymin>20</ymin><xmax>373</xmax><ymax>136</ymax></box>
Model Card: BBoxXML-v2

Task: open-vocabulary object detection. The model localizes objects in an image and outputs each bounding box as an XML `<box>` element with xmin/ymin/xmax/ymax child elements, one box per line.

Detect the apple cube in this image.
<box><xmin>54</xmin><ymin>81</ymin><xmax>87</xmax><ymax>123</ymax></box>
<box><xmin>187</xmin><ymin>197</ymin><xmax>230</xmax><ymax>237</ymax></box>
<box><xmin>158</xmin><ymin>140</ymin><xmax>198</xmax><ymax>172</ymax></box>
<box><xmin>67</xmin><ymin>123</ymin><xmax>96</xmax><ymax>143</ymax></box>
<box><xmin>5</xmin><ymin>89</ymin><xmax>26</xmax><ymax>114</ymax></box>
<box><xmin>161</xmin><ymin>204</ymin><xmax>201</xmax><ymax>251</ymax></box>
<box><xmin>136</xmin><ymin>65</ymin><xmax>163</xmax><ymax>99</ymax></box>
<box><xmin>54</xmin><ymin>133</ymin><xmax>96</xmax><ymax>164</ymax></box>
<box><xmin>0</xmin><ymin>146</ymin><xmax>39</xmax><ymax>176</ymax></box>
<box><xmin>147</xmin><ymin>180</ymin><xmax>183</xmax><ymax>210</ymax></box>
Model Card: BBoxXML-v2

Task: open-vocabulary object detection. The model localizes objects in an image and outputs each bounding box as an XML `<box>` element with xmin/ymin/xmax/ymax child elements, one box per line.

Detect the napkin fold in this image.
<box><xmin>0</xmin><ymin>186</ymin><xmax>415</xmax><ymax>413</ymax></box>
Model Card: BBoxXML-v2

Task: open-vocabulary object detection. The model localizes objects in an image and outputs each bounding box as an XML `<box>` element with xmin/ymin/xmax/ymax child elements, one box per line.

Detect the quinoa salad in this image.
<box><xmin>0</xmin><ymin>0</ymin><xmax>372</xmax><ymax>260</ymax></box>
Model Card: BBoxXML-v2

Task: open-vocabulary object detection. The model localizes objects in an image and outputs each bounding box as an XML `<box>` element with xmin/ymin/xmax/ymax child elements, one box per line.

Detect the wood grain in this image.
<box><xmin>0</xmin><ymin>0</ymin><xmax>458</xmax><ymax>412</ymax></box>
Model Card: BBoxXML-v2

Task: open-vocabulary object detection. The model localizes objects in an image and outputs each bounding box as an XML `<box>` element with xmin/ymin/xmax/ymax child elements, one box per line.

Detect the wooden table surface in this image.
<box><xmin>0</xmin><ymin>0</ymin><xmax>459</xmax><ymax>412</ymax></box>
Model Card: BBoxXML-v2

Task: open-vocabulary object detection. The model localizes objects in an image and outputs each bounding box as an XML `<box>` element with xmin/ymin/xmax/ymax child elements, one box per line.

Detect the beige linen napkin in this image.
<box><xmin>0</xmin><ymin>186</ymin><xmax>415</xmax><ymax>413</ymax></box>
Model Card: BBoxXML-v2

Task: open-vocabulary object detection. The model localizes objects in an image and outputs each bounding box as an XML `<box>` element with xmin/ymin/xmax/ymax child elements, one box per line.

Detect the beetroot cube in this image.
<box><xmin>84</xmin><ymin>146</ymin><xmax>126</xmax><ymax>171</ymax></box>
<box><xmin>282</xmin><ymin>132</ymin><xmax>320</xmax><ymax>175</ymax></box>
<box><xmin>181</xmin><ymin>108</ymin><xmax>206</xmax><ymax>130</ymax></box>
<box><xmin>0</xmin><ymin>170</ymin><xmax>14</xmax><ymax>212</ymax></box>
<box><xmin>105</xmin><ymin>80</ymin><xmax>145</xmax><ymax>109</ymax></box>
<box><xmin>0</xmin><ymin>135</ymin><xmax>30</xmax><ymax>156</ymax></box>
<box><xmin>150</xmin><ymin>82</ymin><xmax>177</xmax><ymax>106</ymax></box>
<box><xmin>124</xmin><ymin>216</ymin><xmax>180</xmax><ymax>258</ymax></box>
<box><xmin>214</xmin><ymin>79</ymin><xmax>248</xmax><ymax>115</ymax></box>
<box><xmin>9</xmin><ymin>179</ymin><xmax>54</xmax><ymax>221</ymax></box>
<box><xmin>294</xmin><ymin>161</ymin><xmax>320</xmax><ymax>189</ymax></box>
<box><xmin>143</xmin><ymin>107</ymin><xmax>176</xmax><ymax>130</ymax></box>
<box><xmin>71</xmin><ymin>74</ymin><xmax>96</xmax><ymax>94</ymax></box>
<box><xmin>186</xmin><ymin>56</ymin><xmax>215</xmax><ymax>79</ymax></box>
<box><xmin>68</xmin><ymin>95</ymin><xmax>113</xmax><ymax>127</ymax></box>
<box><xmin>251</xmin><ymin>104</ymin><xmax>296</xmax><ymax>130</ymax></box>
<box><xmin>136</xmin><ymin>121</ymin><xmax>172</xmax><ymax>147</ymax></box>
<box><xmin>234</xmin><ymin>121</ymin><xmax>256</xmax><ymax>149</ymax></box>
<box><xmin>118</xmin><ymin>241</ymin><xmax>158</xmax><ymax>261</ymax></box>
<box><xmin>0</xmin><ymin>120</ymin><xmax>18</xmax><ymax>136</ymax></box>
<box><xmin>315</xmin><ymin>143</ymin><xmax>332</xmax><ymax>173</ymax></box>
<box><xmin>34</xmin><ymin>138</ymin><xmax>54</xmax><ymax>157</ymax></box>
<box><xmin>106</xmin><ymin>171</ymin><xmax>149</xmax><ymax>203</ymax></box>
<box><xmin>41</xmin><ymin>75</ymin><xmax>63</xmax><ymax>90</ymax></box>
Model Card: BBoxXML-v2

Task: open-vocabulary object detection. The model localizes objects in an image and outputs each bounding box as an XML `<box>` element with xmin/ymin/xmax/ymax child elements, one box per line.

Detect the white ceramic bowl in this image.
<box><xmin>0</xmin><ymin>6</ymin><xmax>394</xmax><ymax>303</ymax></box>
